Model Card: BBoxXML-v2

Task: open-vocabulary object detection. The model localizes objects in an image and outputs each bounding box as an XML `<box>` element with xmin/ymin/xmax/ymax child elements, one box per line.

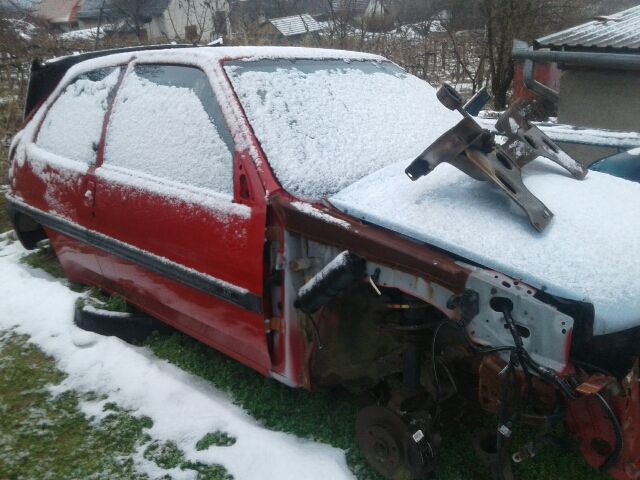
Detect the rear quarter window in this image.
<box><xmin>103</xmin><ymin>64</ymin><xmax>234</xmax><ymax>194</ymax></box>
<box><xmin>36</xmin><ymin>67</ymin><xmax>120</xmax><ymax>164</ymax></box>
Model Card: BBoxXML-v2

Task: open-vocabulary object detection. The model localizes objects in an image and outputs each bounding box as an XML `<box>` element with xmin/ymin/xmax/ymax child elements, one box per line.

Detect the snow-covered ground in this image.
<box><xmin>0</xmin><ymin>235</ymin><xmax>353</xmax><ymax>480</ymax></box>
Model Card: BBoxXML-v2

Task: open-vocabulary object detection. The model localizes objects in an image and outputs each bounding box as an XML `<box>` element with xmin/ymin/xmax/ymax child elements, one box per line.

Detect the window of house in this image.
<box><xmin>185</xmin><ymin>25</ymin><xmax>198</xmax><ymax>41</ymax></box>
<box><xmin>36</xmin><ymin>67</ymin><xmax>120</xmax><ymax>164</ymax></box>
<box><xmin>214</xmin><ymin>12</ymin><xmax>227</xmax><ymax>35</ymax></box>
<box><xmin>103</xmin><ymin>64</ymin><xmax>234</xmax><ymax>194</ymax></box>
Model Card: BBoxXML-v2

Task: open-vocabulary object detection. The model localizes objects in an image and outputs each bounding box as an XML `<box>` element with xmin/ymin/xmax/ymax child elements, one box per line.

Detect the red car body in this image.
<box><xmin>6</xmin><ymin>45</ymin><xmax>640</xmax><ymax>480</ymax></box>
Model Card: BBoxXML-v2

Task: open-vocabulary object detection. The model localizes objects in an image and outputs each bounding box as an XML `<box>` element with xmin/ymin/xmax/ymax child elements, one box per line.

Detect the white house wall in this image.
<box><xmin>159</xmin><ymin>0</ymin><xmax>224</xmax><ymax>42</ymax></box>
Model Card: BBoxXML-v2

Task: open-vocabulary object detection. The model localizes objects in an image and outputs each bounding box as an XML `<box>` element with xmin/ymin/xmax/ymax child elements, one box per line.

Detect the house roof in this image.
<box><xmin>0</xmin><ymin>0</ymin><xmax>38</xmax><ymax>13</ymax></box>
<box><xmin>269</xmin><ymin>14</ymin><xmax>322</xmax><ymax>37</ymax></box>
<box><xmin>36</xmin><ymin>0</ymin><xmax>82</xmax><ymax>24</ymax></box>
<box><xmin>77</xmin><ymin>0</ymin><xmax>172</xmax><ymax>20</ymax></box>
<box><xmin>535</xmin><ymin>5</ymin><xmax>640</xmax><ymax>52</ymax></box>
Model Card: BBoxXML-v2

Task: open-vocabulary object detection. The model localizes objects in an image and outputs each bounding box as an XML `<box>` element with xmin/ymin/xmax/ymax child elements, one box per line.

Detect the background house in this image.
<box><xmin>329</xmin><ymin>0</ymin><xmax>394</xmax><ymax>30</ymax></box>
<box><xmin>65</xmin><ymin>0</ymin><xmax>227</xmax><ymax>42</ymax></box>
<box><xmin>256</xmin><ymin>13</ymin><xmax>322</xmax><ymax>41</ymax></box>
<box><xmin>35</xmin><ymin>0</ymin><xmax>81</xmax><ymax>31</ymax></box>
<box><xmin>515</xmin><ymin>5</ymin><xmax>640</xmax><ymax>163</ymax></box>
<box><xmin>0</xmin><ymin>0</ymin><xmax>38</xmax><ymax>13</ymax></box>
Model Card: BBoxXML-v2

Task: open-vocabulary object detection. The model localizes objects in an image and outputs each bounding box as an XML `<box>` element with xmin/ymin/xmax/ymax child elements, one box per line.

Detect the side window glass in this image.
<box><xmin>104</xmin><ymin>64</ymin><xmax>234</xmax><ymax>194</ymax></box>
<box><xmin>36</xmin><ymin>67</ymin><xmax>120</xmax><ymax>164</ymax></box>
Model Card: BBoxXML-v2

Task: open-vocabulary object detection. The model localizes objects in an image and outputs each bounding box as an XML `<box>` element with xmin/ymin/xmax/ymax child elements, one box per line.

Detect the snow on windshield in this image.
<box><xmin>225</xmin><ymin>59</ymin><xmax>461</xmax><ymax>199</ymax></box>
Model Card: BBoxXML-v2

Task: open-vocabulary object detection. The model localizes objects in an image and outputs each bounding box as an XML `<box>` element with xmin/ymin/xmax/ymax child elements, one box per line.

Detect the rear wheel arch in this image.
<box><xmin>10</xmin><ymin>211</ymin><xmax>47</xmax><ymax>250</ymax></box>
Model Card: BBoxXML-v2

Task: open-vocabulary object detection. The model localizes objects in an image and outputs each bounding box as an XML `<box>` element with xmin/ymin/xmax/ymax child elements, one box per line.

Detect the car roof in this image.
<box><xmin>50</xmin><ymin>45</ymin><xmax>384</xmax><ymax>66</ymax></box>
<box><xmin>25</xmin><ymin>45</ymin><xmax>385</xmax><ymax>118</ymax></box>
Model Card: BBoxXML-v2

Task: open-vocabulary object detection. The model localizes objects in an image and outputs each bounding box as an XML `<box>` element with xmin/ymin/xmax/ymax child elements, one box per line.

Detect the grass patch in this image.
<box><xmin>0</xmin><ymin>332</ymin><xmax>234</xmax><ymax>479</ymax></box>
<box><xmin>0</xmin><ymin>191</ymin><xmax>11</xmax><ymax>234</ymax></box>
<box><xmin>0</xmin><ymin>332</ymin><xmax>149</xmax><ymax>478</ymax></box>
<box><xmin>77</xmin><ymin>287</ymin><xmax>133</xmax><ymax>314</ymax></box>
<box><xmin>196</xmin><ymin>431</ymin><xmax>237</xmax><ymax>450</ymax></box>
<box><xmin>20</xmin><ymin>240</ymin><xmax>65</xmax><ymax>278</ymax></box>
<box><xmin>144</xmin><ymin>440</ymin><xmax>185</xmax><ymax>469</ymax></box>
<box><xmin>145</xmin><ymin>331</ymin><xmax>381</xmax><ymax>478</ymax></box>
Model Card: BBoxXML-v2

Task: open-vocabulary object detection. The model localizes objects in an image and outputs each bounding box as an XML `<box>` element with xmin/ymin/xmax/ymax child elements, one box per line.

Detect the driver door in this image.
<box><xmin>92</xmin><ymin>62</ymin><xmax>270</xmax><ymax>372</ymax></box>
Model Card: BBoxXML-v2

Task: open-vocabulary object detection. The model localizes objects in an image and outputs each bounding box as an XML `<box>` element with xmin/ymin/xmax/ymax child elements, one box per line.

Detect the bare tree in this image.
<box><xmin>480</xmin><ymin>0</ymin><xmax>583</xmax><ymax>109</ymax></box>
<box><xmin>109</xmin><ymin>0</ymin><xmax>145</xmax><ymax>40</ymax></box>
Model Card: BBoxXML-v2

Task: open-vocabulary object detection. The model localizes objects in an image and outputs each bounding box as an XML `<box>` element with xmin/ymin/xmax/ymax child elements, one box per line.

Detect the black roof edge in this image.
<box><xmin>24</xmin><ymin>43</ymin><xmax>208</xmax><ymax>119</ymax></box>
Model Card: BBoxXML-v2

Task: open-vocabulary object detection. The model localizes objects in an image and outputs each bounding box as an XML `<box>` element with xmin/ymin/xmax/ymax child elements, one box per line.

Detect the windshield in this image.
<box><xmin>225</xmin><ymin>58</ymin><xmax>461</xmax><ymax>199</ymax></box>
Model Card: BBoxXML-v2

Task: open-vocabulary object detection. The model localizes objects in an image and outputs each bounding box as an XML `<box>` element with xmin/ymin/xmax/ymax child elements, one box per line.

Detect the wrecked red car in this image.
<box><xmin>6</xmin><ymin>45</ymin><xmax>640</xmax><ymax>480</ymax></box>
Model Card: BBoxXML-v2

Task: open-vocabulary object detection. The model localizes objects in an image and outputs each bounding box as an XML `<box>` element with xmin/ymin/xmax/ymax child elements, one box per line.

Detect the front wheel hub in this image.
<box><xmin>356</xmin><ymin>406</ymin><xmax>435</xmax><ymax>480</ymax></box>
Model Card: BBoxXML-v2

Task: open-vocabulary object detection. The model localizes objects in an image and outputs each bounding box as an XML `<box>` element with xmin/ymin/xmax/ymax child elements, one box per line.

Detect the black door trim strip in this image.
<box><xmin>6</xmin><ymin>195</ymin><xmax>263</xmax><ymax>314</ymax></box>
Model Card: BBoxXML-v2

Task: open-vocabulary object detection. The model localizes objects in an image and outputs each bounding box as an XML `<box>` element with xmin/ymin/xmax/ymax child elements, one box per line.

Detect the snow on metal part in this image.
<box><xmin>476</xmin><ymin>117</ymin><xmax>640</xmax><ymax>150</ymax></box>
<box><xmin>298</xmin><ymin>250</ymin><xmax>350</xmax><ymax>298</ymax></box>
<box><xmin>290</xmin><ymin>201</ymin><xmax>350</xmax><ymax>229</ymax></box>
<box><xmin>0</xmin><ymin>238</ymin><xmax>353</xmax><ymax>480</ymax></box>
<box><xmin>96</xmin><ymin>164</ymin><xmax>250</xmax><ymax>222</ymax></box>
<box><xmin>330</xmin><ymin>159</ymin><xmax>640</xmax><ymax>335</ymax></box>
<box><xmin>225</xmin><ymin>58</ymin><xmax>461</xmax><ymax>199</ymax></box>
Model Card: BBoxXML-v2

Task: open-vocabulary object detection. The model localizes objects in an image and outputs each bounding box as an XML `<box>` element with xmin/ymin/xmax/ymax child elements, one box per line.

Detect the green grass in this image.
<box><xmin>197</xmin><ymin>431</ymin><xmax>237</xmax><ymax>450</ymax></box>
<box><xmin>145</xmin><ymin>331</ymin><xmax>382</xmax><ymax>479</ymax></box>
<box><xmin>145</xmin><ymin>332</ymin><xmax>607</xmax><ymax>480</ymax></box>
<box><xmin>77</xmin><ymin>287</ymin><xmax>133</xmax><ymax>313</ymax></box>
<box><xmin>20</xmin><ymin>241</ymin><xmax>66</xmax><ymax>278</ymax></box>
<box><xmin>0</xmin><ymin>332</ymin><xmax>233</xmax><ymax>479</ymax></box>
<box><xmin>4</xmin><ymin>241</ymin><xmax>611</xmax><ymax>480</ymax></box>
<box><xmin>0</xmin><ymin>191</ymin><xmax>11</xmax><ymax>233</ymax></box>
<box><xmin>0</xmin><ymin>332</ymin><xmax>148</xmax><ymax>479</ymax></box>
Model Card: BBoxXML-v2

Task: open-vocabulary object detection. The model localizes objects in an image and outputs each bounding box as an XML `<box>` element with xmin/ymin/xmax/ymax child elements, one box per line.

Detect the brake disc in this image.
<box><xmin>356</xmin><ymin>405</ymin><xmax>435</xmax><ymax>480</ymax></box>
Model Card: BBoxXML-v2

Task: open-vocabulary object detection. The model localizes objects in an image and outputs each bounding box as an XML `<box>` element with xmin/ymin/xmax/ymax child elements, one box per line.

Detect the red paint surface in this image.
<box><xmin>566</xmin><ymin>363</ymin><xmax>640</xmax><ymax>480</ymax></box>
<box><xmin>513</xmin><ymin>62</ymin><xmax>562</xmax><ymax>102</ymax></box>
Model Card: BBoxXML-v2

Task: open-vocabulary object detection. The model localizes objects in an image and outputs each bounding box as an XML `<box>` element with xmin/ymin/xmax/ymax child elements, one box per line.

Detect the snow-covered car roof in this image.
<box><xmin>47</xmin><ymin>45</ymin><xmax>385</xmax><ymax>66</ymax></box>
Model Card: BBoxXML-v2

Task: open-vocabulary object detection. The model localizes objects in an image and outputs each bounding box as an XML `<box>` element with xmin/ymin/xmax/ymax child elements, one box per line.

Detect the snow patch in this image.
<box><xmin>290</xmin><ymin>201</ymin><xmax>350</xmax><ymax>228</ymax></box>
<box><xmin>0</xmin><ymin>240</ymin><xmax>354</xmax><ymax>479</ymax></box>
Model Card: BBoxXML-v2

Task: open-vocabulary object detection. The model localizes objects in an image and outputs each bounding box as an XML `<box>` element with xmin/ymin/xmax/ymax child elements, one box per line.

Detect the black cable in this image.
<box><xmin>477</xmin><ymin>346</ymin><xmax>517</xmax><ymax>354</ymax></box>
<box><xmin>431</xmin><ymin>320</ymin><xmax>466</xmax><ymax>423</ymax></box>
<box><xmin>595</xmin><ymin>392</ymin><xmax>624</xmax><ymax>472</ymax></box>
<box><xmin>431</xmin><ymin>321</ymin><xmax>447</xmax><ymax>423</ymax></box>
<box><xmin>501</xmin><ymin>308</ymin><xmax>536</xmax><ymax>409</ymax></box>
<box><xmin>495</xmin><ymin>351</ymin><xmax>517</xmax><ymax>480</ymax></box>
<box><xmin>305</xmin><ymin>313</ymin><xmax>324</xmax><ymax>350</ymax></box>
<box><xmin>573</xmin><ymin>359</ymin><xmax>614</xmax><ymax>378</ymax></box>
<box><xmin>470</xmin><ymin>304</ymin><xmax>622</xmax><ymax>477</ymax></box>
